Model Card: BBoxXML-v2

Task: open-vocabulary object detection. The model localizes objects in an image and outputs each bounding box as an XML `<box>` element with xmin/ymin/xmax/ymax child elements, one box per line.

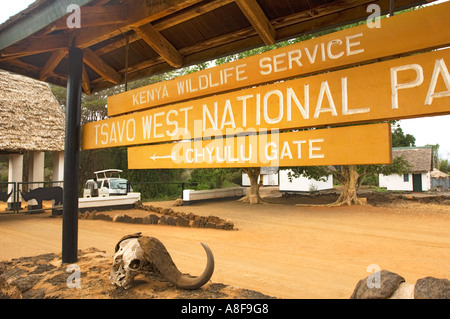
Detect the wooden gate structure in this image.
<box><xmin>0</xmin><ymin>0</ymin><xmax>448</xmax><ymax>263</ymax></box>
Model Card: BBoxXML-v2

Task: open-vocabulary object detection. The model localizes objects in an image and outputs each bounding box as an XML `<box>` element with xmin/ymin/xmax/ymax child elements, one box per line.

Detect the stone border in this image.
<box><xmin>79</xmin><ymin>201</ymin><xmax>235</xmax><ymax>230</ymax></box>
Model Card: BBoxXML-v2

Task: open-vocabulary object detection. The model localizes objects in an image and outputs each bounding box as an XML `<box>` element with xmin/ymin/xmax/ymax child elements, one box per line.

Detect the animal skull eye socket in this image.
<box><xmin>129</xmin><ymin>259</ymin><xmax>141</xmax><ymax>270</ymax></box>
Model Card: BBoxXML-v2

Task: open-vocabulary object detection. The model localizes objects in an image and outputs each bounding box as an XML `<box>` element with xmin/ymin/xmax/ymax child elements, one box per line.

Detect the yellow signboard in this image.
<box><xmin>83</xmin><ymin>48</ymin><xmax>450</xmax><ymax>150</ymax></box>
<box><xmin>107</xmin><ymin>2</ymin><xmax>450</xmax><ymax>116</ymax></box>
<box><xmin>127</xmin><ymin>123</ymin><xmax>391</xmax><ymax>169</ymax></box>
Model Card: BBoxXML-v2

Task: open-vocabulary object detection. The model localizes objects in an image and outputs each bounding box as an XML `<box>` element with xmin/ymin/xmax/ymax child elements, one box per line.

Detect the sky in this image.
<box><xmin>1</xmin><ymin>1</ymin><xmax>449</xmax><ymax>160</ymax></box>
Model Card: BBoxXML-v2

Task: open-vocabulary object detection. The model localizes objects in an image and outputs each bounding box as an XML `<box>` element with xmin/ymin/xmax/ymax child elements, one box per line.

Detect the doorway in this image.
<box><xmin>412</xmin><ymin>174</ymin><xmax>422</xmax><ymax>192</ymax></box>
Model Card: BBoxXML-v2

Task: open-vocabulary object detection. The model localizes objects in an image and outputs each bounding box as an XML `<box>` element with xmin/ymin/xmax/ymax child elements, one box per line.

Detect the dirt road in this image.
<box><xmin>0</xmin><ymin>192</ymin><xmax>448</xmax><ymax>299</ymax></box>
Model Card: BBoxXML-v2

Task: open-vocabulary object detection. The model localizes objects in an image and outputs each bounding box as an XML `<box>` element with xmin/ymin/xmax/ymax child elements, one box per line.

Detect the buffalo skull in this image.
<box><xmin>110</xmin><ymin>233</ymin><xmax>214</xmax><ymax>290</ymax></box>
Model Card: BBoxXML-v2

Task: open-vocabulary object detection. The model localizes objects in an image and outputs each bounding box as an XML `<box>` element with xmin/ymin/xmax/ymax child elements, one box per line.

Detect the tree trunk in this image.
<box><xmin>331</xmin><ymin>165</ymin><xmax>365</xmax><ymax>206</ymax></box>
<box><xmin>239</xmin><ymin>167</ymin><xmax>264</xmax><ymax>204</ymax></box>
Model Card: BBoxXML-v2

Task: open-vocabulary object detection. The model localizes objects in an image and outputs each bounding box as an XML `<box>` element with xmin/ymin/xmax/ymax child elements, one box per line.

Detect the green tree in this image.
<box><xmin>439</xmin><ymin>159</ymin><xmax>449</xmax><ymax>173</ymax></box>
<box><xmin>287</xmin><ymin>121</ymin><xmax>414</xmax><ymax>205</ymax></box>
<box><xmin>288</xmin><ymin>154</ymin><xmax>411</xmax><ymax>206</ymax></box>
<box><xmin>391</xmin><ymin>122</ymin><xmax>415</xmax><ymax>147</ymax></box>
<box><xmin>189</xmin><ymin>168</ymin><xmax>241</xmax><ymax>189</ymax></box>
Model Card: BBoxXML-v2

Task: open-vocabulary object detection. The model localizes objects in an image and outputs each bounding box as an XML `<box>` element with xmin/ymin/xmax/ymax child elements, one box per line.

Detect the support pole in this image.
<box><xmin>62</xmin><ymin>47</ymin><xmax>83</xmax><ymax>263</ymax></box>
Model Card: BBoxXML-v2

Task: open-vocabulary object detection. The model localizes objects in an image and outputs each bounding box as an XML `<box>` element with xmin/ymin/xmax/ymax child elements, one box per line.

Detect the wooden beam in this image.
<box><xmin>94</xmin><ymin>0</ymin><xmax>233</xmax><ymax>56</ymax></box>
<box><xmin>82</xmin><ymin>64</ymin><xmax>92</xmax><ymax>95</ymax></box>
<box><xmin>0</xmin><ymin>33</ymin><xmax>69</xmax><ymax>60</ymax></box>
<box><xmin>153</xmin><ymin>0</ymin><xmax>234</xmax><ymax>31</ymax></box>
<box><xmin>82</xmin><ymin>48</ymin><xmax>122</xmax><ymax>84</ymax></box>
<box><xmin>51</xmin><ymin>5</ymin><xmax>128</xmax><ymax>30</ymax></box>
<box><xmin>94</xmin><ymin>32</ymin><xmax>140</xmax><ymax>56</ymax></box>
<box><xmin>1</xmin><ymin>0</ymin><xmax>202</xmax><ymax>60</ymax></box>
<box><xmin>132</xmin><ymin>24</ymin><xmax>184</xmax><ymax>68</ymax></box>
<box><xmin>235</xmin><ymin>0</ymin><xmax>275</xmax><ymax>45</ymax></box>
<box><xmin>126</xmin><ymin>0</ymin><xmax>204</xmax><ymax>28</ymax></box>
<box><xmin>88</xmin><ymin>0</ymin><xmax>419</xmax><ymax>91</ymax></box>
<box><xmin>39</xmin><ymin>49</ymin><xmax>67</xmax><ymax>81</ymax></box>
<box><xmin>72</xmin><ymin>0</ymin><xmax>202</xmax><ymax>49</ymax></box>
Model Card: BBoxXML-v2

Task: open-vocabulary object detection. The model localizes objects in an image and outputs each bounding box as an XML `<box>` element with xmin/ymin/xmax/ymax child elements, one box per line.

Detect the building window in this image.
<box><xmin>403</xmin><ymin>174</ymin><xmax>409</xmax><ymax>182</ymax></box>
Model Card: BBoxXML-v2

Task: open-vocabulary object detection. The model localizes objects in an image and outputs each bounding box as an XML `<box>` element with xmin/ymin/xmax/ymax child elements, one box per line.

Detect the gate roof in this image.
<box><xmin>0</xmin><ymin>0</ymin><xmax>432</xmax><ymax>94</ymax></box>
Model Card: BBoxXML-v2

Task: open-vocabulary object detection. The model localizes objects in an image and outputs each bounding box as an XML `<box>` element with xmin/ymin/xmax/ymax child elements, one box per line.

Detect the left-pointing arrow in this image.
<box><xmin>149</xmin><ymin>153</ymin><xmax>176</xmax><ymax>161</ymax></box>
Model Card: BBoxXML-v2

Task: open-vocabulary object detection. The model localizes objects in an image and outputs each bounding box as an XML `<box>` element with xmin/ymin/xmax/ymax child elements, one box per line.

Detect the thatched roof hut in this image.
<box><xmin>392</xmin><ymin>147</ymin><xmax>433</xmax><ymax>172</ymax></box>
<box><xmin>0</xmin><ymin>69</ymin><xmax>65</xmax><ymax>153</ymax></box>
<box><xmin>430</xmin><ymin>168</ymin><xmax>449</xmax><ymax>179</ymax></box>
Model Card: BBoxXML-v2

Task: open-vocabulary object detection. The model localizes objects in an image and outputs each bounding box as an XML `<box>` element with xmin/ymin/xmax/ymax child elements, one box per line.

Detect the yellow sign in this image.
<box><xmin>107</xmin><ymin>2</ymin><xmax>450</xmax><ymax>116</ymax></box>
<box><xmin>127</xmin><ymin>123</ymin><xmax>391</xmax><ymax>169</ymax></box>
<box><xmin>83</xmin><ymin>48</ymin><xmax>450</xmax><ymax>150</ymax></box>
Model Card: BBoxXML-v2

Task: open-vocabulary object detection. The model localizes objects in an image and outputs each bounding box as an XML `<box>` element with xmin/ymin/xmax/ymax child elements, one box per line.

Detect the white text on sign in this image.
<box><xmin>127</xmin><ymin>123</ymin><xmax>392</xmax><ymax>169</ymax></box>
<box><xmin>84</xmin><ymin>49</ymin><xmax>450</xmax><ymax>150</ymax></box>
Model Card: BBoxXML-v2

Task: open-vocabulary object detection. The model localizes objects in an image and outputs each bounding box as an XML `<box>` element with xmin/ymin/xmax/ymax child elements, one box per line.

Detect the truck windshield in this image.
<box><xmin>110</xmin><ymin>179</ymin><xmax>128</xmax><ymax>190</ymax></box>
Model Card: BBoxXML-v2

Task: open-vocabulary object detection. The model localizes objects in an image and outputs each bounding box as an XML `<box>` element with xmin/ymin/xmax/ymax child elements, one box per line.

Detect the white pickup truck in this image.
<box><xmin>83</xmin><ymin>169</ymin><xmax>132</xmax><ymax>198</ymax></box>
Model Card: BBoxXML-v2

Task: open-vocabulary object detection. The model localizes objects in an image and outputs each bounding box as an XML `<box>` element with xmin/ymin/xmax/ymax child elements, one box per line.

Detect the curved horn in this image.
<box><xmin>138</xmin><ymin>237</ymin><xmax>214</xmax><ymax>290</ymax></box>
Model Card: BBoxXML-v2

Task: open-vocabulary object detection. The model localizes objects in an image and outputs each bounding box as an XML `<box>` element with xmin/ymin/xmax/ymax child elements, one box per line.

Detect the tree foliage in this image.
<box><xmin>391</xmin><ymin>122</ymin><xmax>415</xmax><ymax>147</ymax></box>
<box><xmin>188</xmin><ymin>168</ymin><xmax>241</xmax><ymax>190</ymax></box>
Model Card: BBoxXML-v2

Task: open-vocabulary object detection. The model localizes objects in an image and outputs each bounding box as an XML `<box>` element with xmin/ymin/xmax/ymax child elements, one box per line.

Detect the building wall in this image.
<box><xmin>279</xmin><ymin>169</ymin><xmax>333</xmax><ymax>192</ymax></box>
<box><xmin>379</xmin><ymin>172</ymin><xmax>431</xmax><ymax>191</ymax></box>
<box><xmin>242</xmin><ymin>173</ymin><xmax>279</xmax><ymax>186</ymax></box>
<box><xmin>431</xmin><ymin>177</ymin><xmax>449</xmax><ymax>190</ymax></box>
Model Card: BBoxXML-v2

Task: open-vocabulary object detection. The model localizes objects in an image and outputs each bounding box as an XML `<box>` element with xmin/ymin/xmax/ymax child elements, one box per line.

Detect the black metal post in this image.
<box><xmin>62</xmin><ymin>47</ymin><xmax>83</xmax><ymax>263</ymax></box>
<box><xmin>389</xmin><ymin>0</ymin><xmax>394</xmax><ymax>16</ymax></box>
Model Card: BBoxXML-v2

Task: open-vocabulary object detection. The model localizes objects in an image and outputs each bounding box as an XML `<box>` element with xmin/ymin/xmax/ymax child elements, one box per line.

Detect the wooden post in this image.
<box><xmin>62</xmin><ymin>47</ymin><xmax>83</xmax><ymax>264</ymax></box>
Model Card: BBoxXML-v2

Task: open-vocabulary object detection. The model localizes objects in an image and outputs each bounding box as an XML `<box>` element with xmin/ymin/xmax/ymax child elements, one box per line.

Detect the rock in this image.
<box><xmin>161</xmin><ymin>208</ymin><xmax>174</xmax><ymax>215</ymax></box>
<box><xmin>173</xmin><ymin>199</ymin><xmax>183</xmax><ymax>206</ymax></box>
<box><xmin>112</xmin><ymin>214</ymin><xmax>124</xmax><ymax>222</ymax></box>
<box><xmin>160</xmin><ymin>216</ymin><xmax>175</xmax><ymax>226</ymax></box>
<box><xmin>12</xmin><ymin>275</ymin><xmax>41</xmax><ymax>293</ymax></box>
<box><xmin>206</xmin><ymin>215</ymin><xmax>221</xmax><ymax>224</ymax></box>
<box><xmin>122</xmin><ymin>215</ymin><xmax>134</xmax><ymax>223</ymax></box>
<box><xmin>149</xmin><ymin>214</ymin><xmax>160</xmax><ymax>224</ymax></box>
<box><xmin>389</xmin><ymin>282</ymin><xmax>414</xmax><ymax>299</ymax></box>
<box><xmin>414</xmin><ymin>277</ymin><xmax>450</xmax><ymax>299</ymax></box>
<box><xmin>132</xmin><ymin>217</ymin><xmax>143</xmax><ymax>224</ymax></box>
<box><xmin>92</xmin><ymin>213</ymin><xmax>113</xmax><ymax>221</ymax></box>
<box><xmin>192</xmin><ymin>217</ymin><xmax>206</xmax><ymax>228</ymax></box>
<box><xmin>29</xmin><ymin>263</ymin><xmax>56</xmax><ymax>274</ymax></box>
<box><xmin>23</xmin><ymin>288</ymin><xmax>46</xmax><ymax>299</ymax></box>
<box><xmin>350</xmin><ymin>270</ymin><xmax>405</xmax><ymax>299</ymax></box>
<box><xmin>224</xmin><ymin>219</ymin><xmax>234</xmax><ymax>230</ymax></box>
<box><xmin>175</xmin><ymin>216</ymin><xmax>190</xmax><ymax>227</ymax></box>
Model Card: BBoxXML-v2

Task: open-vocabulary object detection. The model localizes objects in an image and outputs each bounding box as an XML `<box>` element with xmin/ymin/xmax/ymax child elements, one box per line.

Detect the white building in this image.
<box><xmin>242</xmin><ymin>168</ymin><xmax>333</xmax><ymax>192</ymax></box>
<box><xmin>379</xmin><ymin>147</ymin><xmax>433</xmax><ymax>192</ymax></box>
<box><xmin>242</xmin><ymin>167</ymin><xmax>278</xmax><ymax>186</ymax></box>
<box><xmin>279</xmin><ymin>169</ymin><xmax>333</xmax><ymax>192</ymax></box>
